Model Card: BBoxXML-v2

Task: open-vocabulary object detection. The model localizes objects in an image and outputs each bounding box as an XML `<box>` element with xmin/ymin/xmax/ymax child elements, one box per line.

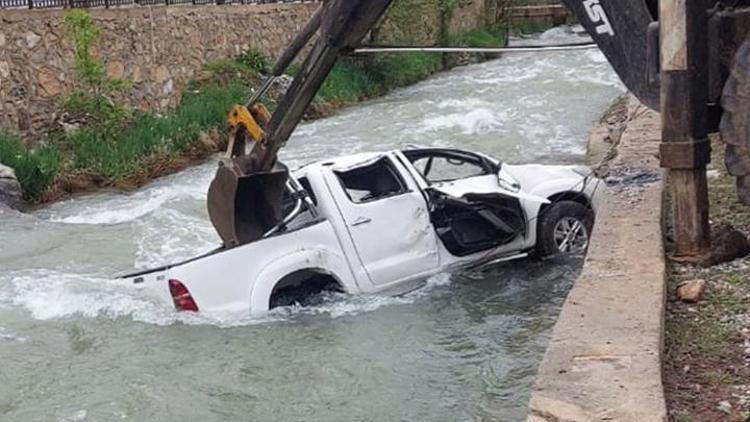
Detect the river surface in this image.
<box><xmin>0</xmin><ymin>27</ymin><xmax>623</xmax><ymax>421</ymax></box>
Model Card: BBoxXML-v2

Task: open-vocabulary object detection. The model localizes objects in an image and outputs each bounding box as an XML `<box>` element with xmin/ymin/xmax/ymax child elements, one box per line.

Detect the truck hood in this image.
<box><xmin>503</xmin><ymin>164</ymin><xmax>590</xmax><ymax>192</ymax></box>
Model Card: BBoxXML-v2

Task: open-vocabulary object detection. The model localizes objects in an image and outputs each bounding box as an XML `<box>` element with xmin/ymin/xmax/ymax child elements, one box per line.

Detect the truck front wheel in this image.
<box><xmin>536</xmin><ymin>201</ymin><xmax>594</xmax><ymax>257</ymax></box>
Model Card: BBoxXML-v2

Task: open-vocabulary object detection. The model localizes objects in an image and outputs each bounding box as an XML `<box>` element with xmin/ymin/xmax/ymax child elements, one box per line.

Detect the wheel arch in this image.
<box><xmin>538</xmin><ymin>191</ymin><xmax>593</xmax><ymax>218</ymax></box>
<box><xmin>249</xmin><ymin>249</ymin><xmax>352</xmax><ymax>315</ymax></box>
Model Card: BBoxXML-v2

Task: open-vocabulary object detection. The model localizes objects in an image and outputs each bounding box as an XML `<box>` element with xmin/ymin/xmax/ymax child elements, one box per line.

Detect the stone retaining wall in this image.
<box><xmin>507</xmin><ymin>5</ymin><xmax>569</xmax><ymax>27</ymax></box>
<box><xmin>0</xmin><ymin>3</ymin><xmax>318</xmax><ymax>138</ymax></box>
<box><xmin>370</xmin><ymin>0</ymin><xmax>492</xmax><ymax>46</ymax></box>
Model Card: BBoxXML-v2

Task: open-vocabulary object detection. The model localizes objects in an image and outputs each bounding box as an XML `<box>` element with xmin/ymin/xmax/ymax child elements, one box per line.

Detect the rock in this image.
<box><xmin>0</xmin><ymin>164</ymin><xmax>23</xmax><ymax>210</ymax></box>
<box><xmin>0</xmin><ymin>61</ymin><xmax>9</xmax><ymax>79</ymax></box>
<box><xmin>37</xmin><ymin>70</ymin><xmax>63</xmax><ymax>97</ymax></box>
<box><xmin>105</xmin><ymin>61</ymin><xmax>125</xmax><ymax>80</ymax></box>
<box><xmin>162</xmin><ymin>79</ymin><xmax>173</xmax><ymax>95</ymax></box>
<box><xmin>61</xmin><ymin>121</ymin><xmax>81</xmax><ymax>135</ymax></box>
<box><xmin>153</xmin><ymin>65</ymin><xmax>170</xmax><ymax>83</ymax></box>
<box><xmin>199</xmin><ymin>131</ymin><xmax>217</xmax><ymax>151</ymax></box>
<box><xmin>130</xmin><ymin>66</ymin><xmax>143</xmax><ymax>83</ymax></box>
<box><xmin>20</xmin><ymin>31</ymin><xmax>41</xmax><ymax>49</ymax></box>
<box><xmin>0</xmin><ymin>32</ymin><xmax>6</xmax><ymax>47</ymax></box>
<box><xmin>707</xmin><ymin>225</ymin><xmax>750</xmax><ymax>266</ymax></box>
<box><xmin>677</xmin><ymin>279</ymin><xmax>706</xmax><ymax>303</ymax></box>
<box><xmin>717</xmin><ymin>400</ymin><xmax>732</xmax><ymax>415</ymax></box>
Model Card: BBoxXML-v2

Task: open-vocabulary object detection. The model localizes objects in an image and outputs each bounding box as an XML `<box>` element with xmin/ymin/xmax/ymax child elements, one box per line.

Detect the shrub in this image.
<box><xmin>62</xmin><ymin>10</ymin><xmax>128</xmax><ymax>126</ymax></box>
<box><xmin>236</xmin><ymin>49</ymin><xmax>271</xmax><ymax>74</ymax></box>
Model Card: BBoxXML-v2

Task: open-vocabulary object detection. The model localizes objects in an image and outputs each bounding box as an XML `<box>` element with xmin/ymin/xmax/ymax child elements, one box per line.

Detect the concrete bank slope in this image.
<box><xmin>528</xmin><ymin>95</ymin><xmax>667</xmax><ymax>422</ymax></box>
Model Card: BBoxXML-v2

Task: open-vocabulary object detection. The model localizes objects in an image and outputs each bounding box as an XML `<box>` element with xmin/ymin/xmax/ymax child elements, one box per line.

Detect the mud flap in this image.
<box><xmin>207</xmin><ymin>162</ymin><xmax>289</xmax><ymax>247</ymax></box>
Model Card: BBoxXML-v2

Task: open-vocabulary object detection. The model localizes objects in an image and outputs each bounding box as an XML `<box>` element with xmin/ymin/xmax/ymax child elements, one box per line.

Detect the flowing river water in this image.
<box><xmin>0</xmin><ymin>27</ymin><xmax>624</xmax><ymax>421</ymax></box>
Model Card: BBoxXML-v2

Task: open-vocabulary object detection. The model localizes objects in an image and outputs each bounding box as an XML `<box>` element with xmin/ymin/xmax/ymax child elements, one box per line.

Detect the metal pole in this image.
<box><xmin>659</xmin><ymin>0</ymin><xmax>711</xmax><ymax>259</ymax></box>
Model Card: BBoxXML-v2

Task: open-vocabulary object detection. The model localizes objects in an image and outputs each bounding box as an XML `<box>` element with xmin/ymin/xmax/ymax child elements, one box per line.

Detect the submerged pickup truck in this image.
<box><xmin>124</xmin><ymin>147</ymin><xmax>603</xmax><ymax>315</ymax></box>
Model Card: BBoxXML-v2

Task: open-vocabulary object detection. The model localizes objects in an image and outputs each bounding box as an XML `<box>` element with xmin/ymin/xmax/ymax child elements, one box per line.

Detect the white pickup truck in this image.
<box><xmin>124</xmin><ymin>147</ymin><xmax>603</xmax><ymax>315</ymax></box>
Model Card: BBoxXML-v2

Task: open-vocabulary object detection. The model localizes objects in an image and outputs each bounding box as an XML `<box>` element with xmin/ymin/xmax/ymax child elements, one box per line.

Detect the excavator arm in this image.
<box><xmin>207</xmin><ymin>0</ymin><xmax>396</xmax><ymax>247</ymax></box>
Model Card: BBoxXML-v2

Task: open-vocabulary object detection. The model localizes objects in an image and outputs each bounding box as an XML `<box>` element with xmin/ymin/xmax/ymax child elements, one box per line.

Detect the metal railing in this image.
<box><xmin>1</xmin><ymin>0</ymin><xmax>317</xmax><ymax>9</ymax></box>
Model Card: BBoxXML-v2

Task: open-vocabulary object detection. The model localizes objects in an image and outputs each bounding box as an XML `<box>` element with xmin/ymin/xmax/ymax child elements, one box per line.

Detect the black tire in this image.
<box><xmin>535</xmin><ymin>200</ymin><xmax>594</xmax><ymax>257</ymax></box>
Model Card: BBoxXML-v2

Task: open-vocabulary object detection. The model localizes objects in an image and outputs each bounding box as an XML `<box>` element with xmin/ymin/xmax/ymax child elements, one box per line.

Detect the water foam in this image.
<box><xmin>2</xmin><ymin>270</ymin><xmax>278</xmax><ymax>327</ymax></box>
<box><xmin>0</xmin><ymin>327</ymin><xmax>28</xmax><ymax>343</ymax></box>
<box><xmin>420</xmin><ymin>108</ymin><xmax>506</xmax><ymax>135</ymax></box>
<box><xmin>36</xmin><ymin>164</ymin><xmax>213</xmax><ymax>225</ymax></box>
<box><xmin>132</xmin><ymin>208</ymin><xmax>219</xmax><ymax>270</ymax></box>
<box><xmin>1</xmin><ymin>269</ymin><xmax>454</xmax><ymax>328</ymax></box>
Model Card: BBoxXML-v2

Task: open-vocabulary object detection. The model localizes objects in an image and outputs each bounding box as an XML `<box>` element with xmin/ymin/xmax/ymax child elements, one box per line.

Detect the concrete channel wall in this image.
<box><xmin>507</xmin><ymin>5</ymin><xmax>569</xmax><ymax>27</ymax></box>
<box><xmin>528</xmin><ymin>95</ymin><xmax>668</xmax><ymax>421</ymax></box>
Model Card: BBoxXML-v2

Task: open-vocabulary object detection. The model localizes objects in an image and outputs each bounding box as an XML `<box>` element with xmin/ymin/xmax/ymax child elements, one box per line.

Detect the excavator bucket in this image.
<box><xmin>207</xmin><ymin>160</ymin><xmax>289</xmax><ymax>248</ymax></box>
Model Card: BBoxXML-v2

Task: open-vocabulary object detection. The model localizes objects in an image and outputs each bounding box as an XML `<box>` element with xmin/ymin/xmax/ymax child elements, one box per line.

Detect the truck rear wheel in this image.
<box><xmin>536</xmin><ymin>201</ymin><xmax>594</xmax><ymax>257</ymax></box>
<box><xmin>269</xmin><ymin>271</ymin><xmax>342</xmax><ymax>309</ymax></box>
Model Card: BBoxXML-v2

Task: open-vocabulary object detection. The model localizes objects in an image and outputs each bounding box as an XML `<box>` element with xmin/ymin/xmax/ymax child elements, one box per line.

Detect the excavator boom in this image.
<box><xmin>207</xmin><ymin>0</ymin><xmax>395</xmax><ymax>247</ymax></box>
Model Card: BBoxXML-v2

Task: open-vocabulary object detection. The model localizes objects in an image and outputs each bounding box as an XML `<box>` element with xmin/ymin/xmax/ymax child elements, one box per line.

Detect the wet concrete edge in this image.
<box><xmin>527</xmin><ymin>94</ymin><xmax>668</xmax><ymax>421</ymax></box>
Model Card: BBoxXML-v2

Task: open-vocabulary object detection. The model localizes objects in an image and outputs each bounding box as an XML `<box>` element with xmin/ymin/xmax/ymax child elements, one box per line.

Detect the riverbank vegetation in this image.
<box><xmin>0</xmin><ymin>8</ymin><xmax>556</xmax><ymax>205</ymax></box>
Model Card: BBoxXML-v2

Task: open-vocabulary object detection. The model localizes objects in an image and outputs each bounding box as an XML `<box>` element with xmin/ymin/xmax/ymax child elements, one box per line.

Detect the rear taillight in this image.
<box><xmin>168</xmin><ymin>279</ymin><xmax>199</xmax><ymax>312</ymax></box>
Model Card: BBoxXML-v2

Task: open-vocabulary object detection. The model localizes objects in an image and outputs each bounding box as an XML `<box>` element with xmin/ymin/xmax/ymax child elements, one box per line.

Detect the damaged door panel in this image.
<box><xmin>402</xmin><ymin>148</ymin><xmax>527</xmax><ymax>256</ymax></box>
<box><xmin>427</xmin><ymin>189</ymin><xmax>526</xmax><ymax>257</ymax></box>
<box><xmin>323</xmin><ymin>156</ymin><xmax>440</xmax><ymax>286</ymax></box>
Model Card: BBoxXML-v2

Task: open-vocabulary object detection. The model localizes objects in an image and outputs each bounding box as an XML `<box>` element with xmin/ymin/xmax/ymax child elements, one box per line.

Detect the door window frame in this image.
<box><xmin>402</xmin><ymin>148</ymin><xmax>500</xmax><ymax>185</ymax></box>
<box><xmin>333</xmin><ymin>157</ymin><xmax>411</xmax><ymax>204</ymax></box>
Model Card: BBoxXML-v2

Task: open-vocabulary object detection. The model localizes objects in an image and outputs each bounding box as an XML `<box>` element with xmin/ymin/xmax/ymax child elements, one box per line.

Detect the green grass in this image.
<box><xmin>449</xmin><ymin>29</ymin><xmax>508</xmax><ymax>48</ymax></box>
<box><xmin>316</xmin><ymin>52</ymin><xmax>443</xmax><ymax>106</ymax></box>
<box><xmin>317</xmin><ymin>59</ymin><xmax>381</xmax><ymax>105</ymax></box>
<box><xmin>67</xmin><ymin>82</ymin><xmax>247</xmax><ymax>180</ymax></box>
<box><xmin>0</xmin><ymin>81</ymin><xmax>247</xmax><ymax>200</ymax></box>
<box><xmin>374</xmin><ymin>52</ymin><xmax>444</xmax><ymax>87</ymax></box>
<box><xmin>0</xmin><ymin>132</ymin><xmax>63</xmax><ymax>201</ymax></box>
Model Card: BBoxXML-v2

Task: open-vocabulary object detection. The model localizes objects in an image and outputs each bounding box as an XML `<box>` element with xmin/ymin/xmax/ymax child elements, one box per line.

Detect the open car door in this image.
<box><xmin>402</xmin><ymin>148</ymin><xmax>545</xmax><ymax>257</ymax></box>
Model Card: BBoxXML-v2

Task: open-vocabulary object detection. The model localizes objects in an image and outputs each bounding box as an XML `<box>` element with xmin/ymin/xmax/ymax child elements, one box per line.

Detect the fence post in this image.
<box><xmin>27</xmin><ymin>0</ymin><xmax>33</xmax><ymax>9</ymax></box>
